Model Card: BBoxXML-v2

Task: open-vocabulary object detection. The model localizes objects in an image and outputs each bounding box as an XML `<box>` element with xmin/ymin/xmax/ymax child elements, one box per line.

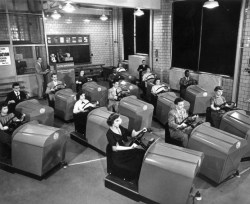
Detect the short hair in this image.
<box><xmin>153</xmin><ymin>78</ymin><xmax>160</xmax><ymax>85</ymax></box>
<box><xmin>184</xmin><ymin>70</ymin><xmax>189</xmax><ymax>75</ymax></box>
<box><xmin>142</xmin><ymin>60</ymin><xmax>145</xmax><ymax>62</ymax></box>
<box><xmin>51</xmin><ymin>73</ymin><xmax>57</xmax><ymax>77</ymax></box>
<box><xmin>113</xmin><ymin>80</ymin><xmax>119</xmax><ymax>85</ymax></box>
<box><xmin>146</xmin><ymin>67</ymin><xmax>151</xmax><ymax>71</ymax></box>
<box><xmin>0</xmin><ymin>102</ymin><xmax>8</xmax><ymax>111</ymax></box>
<box><xmin>76</xmin><ymin>90</ymin><xmax>86</xmax><ymax>101</ymax></box>
<box><xmin>214</xmin><ymin>86</ymin><xmax>223</xmax><ymax>92</ymax></box>
<box><xmin>107</xmin><ymin>113</ymin><xmax>120</xmax><ymax>126</ymax></box>
<box><xmin>37</xmin><ymin>57</ymin><xmax>41</xmax><ymax>60</ymax></box>
<box><xmin>174</xmin><ymin>97</ymin><xmax>184</xmax><ymax>105</ymax></box>
<box><xmin>12</xmin><ymin>82</ymin><xmax>20</xmax><ymax>88</ymax></box>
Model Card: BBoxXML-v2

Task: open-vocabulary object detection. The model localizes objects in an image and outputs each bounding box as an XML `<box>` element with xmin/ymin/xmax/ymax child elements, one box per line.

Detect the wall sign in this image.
<box><xmin>47</xmin><ymin>35</ymin><xmax>89</xmax><ymax>45</ymax></box>
<box><xmin>0</xmin><ymin>47</ymin><xmax>11</xmax><ymax>65</ymax></box>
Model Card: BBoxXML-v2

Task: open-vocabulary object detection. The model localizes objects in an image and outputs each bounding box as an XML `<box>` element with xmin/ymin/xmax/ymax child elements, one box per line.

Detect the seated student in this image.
<box><xmin>151</xmin><ymin>78</ymin><xmax>169</xmax><ymax>95</ymax></box>
<box><xmin>45</xmin><ymin>73</ymin><xmax>66</xmax><ymax>108</ymax></box>
<box><xmin>106</xmin><ymin>113</ymin><xmax>147</xmax><ymax>181</ymax></box>
<box><xmin>116</xmin><ymin>63</ymin><xmax>126</xmax><ymax>73</ymax></box>
<box><xmin>141</xmin><ymin>67</ymin><xmax>155</xmax><ymax>95</ymax></box>
<box><xmin>108</xmin><ymin>81</ymin><xmax>123</xmax><ymax>112</ymax></box>
<box><xmin>168</xmin><ymin>98</ymin><xmax>198</xmax><ymax>147</ymax></box>
<box><xmin>151</xmin><ymin>78</ymin><xmax>169</xmax><ymax>114</ymax></box>
<box><xmin>73</xmin><ymin>90</ymin><xmax>98</xmax><ymax>139</ymax></box>
<box><xmin>5</xmin><ymin>82</ymin><xmax>29</xmax><ymax>114</ymax></box>
<box><xmin>76</xmin><ymin>70</ymin><xmax>92</xmax><ymax>92</ymax></box>
<box><xmin>179</xmin><ymin>70</ymin><xmax>197</xmax><ymax>98</ymax></box>
<box><xmin>210</xmin><ymin>86</ymin><xmax>232</xmax><ymax>128</ymax></box>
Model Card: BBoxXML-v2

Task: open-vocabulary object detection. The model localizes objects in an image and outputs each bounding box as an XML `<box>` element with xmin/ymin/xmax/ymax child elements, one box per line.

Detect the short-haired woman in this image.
<box><xmin>106</xmin><ymin>113</ymin><xmax>146</xmax><ymax>181</ymax></box>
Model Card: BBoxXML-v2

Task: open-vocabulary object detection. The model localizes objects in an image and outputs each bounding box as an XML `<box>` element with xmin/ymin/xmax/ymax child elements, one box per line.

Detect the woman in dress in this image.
<box><xmin>106</xmin><ymin>113</ymin><xmax>146</xmax><ymax>181</ymax></box>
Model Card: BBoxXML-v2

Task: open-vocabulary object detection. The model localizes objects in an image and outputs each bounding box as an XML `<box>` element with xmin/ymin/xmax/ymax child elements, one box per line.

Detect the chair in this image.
<box><xmin>106</xmin><ymin>144</ymin><xmax>114</xmax><ymax>175</ymax></box>
<box><xmin>205</xmin><ymin>107</ymin><xmax>212</xmax><ymax>123</ymax></box>
<box><xmin>164</xmin><ymin>122</ymin><xmax>183</xmax><ymax>147</ymax></box>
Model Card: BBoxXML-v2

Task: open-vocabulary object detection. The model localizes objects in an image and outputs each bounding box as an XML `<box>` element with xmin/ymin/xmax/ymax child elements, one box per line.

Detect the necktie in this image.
<box><xmin>16</xmin><ymin>92</ymin><xmax>20</xmax><ymax>100</ymax></box>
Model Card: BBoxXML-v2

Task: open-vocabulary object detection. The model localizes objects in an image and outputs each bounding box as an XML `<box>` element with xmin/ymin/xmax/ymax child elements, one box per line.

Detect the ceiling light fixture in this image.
<box><xmin>100</xmin><ymin>14</ymin><xmax>108</xmax><ymax>21</ymax></box>
<box><xmin>203</xmin><ymin>0</ymin><xmax>219</xmax><ymax>9</ymax></box>
<box><xmin>51</xmin><ymin>10</ymin><xmax>61</xmax><ymax>20</ymax></box>
<box><xmin>83</xmin><ymin>19</ymin><xmax>90</xmax><ymax>23</ymax></box>
<box><xmin>134</xmin><ymin>8</ymin><xmax>144</xmax><ymax>16</ymax></box>
<box><xmin>62</xmin><ymin>2</ymin><xmax>75</xmax><ymax>12</ymax></box>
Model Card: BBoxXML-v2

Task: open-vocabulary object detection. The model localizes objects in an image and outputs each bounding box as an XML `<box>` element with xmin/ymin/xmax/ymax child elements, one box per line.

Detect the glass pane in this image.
<box><xmin>0</xmin><ymin>0</ymin><xmax>6</xmax><ymax>12</ymax></box>
<box><xmin>9</xmin><ymin>14</ymin><xmax>44</xmax><ymax>44</ymax></box>
<box><xmin>7</xmin><ymin>0</ymin><xmax>42</xmax><ymax>14</ymax></box>
<box><xmin>14</xmin><ymin>45</ymin><xmax>47</xmax><ymax>75</ymax></box>
<box><xmin>0</xmin><ymin>13</ymin><xmax>10</xmax><ymax>44</ymax></box>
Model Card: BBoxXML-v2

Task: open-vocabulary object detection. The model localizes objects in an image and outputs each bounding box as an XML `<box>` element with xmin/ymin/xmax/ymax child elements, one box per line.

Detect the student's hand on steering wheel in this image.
<box><xmin>8</xmin><ymin>100</ymin><xmax>15</xmax><ymax>104</ymax></box>
<box><xmin>179</xmin><ymin>123</ymin><xmax>187</xmax><ymax>129</ymax></box>
<box><xmin>3</xmin><ymin>126</ymin><xmax>9</xmax><ymax>130</ymax></box>
<box><xmin>192</xmin><ymin>115</ymin><xmax>198</xmax><ymax>120</ymax></box>
<box><xmin>131</xmin><ymin>143</ymin><xmax>138</xmax><ymax>149</ymax></box>
<box><xmin>142</xmin><ymin>127</ymin><xmax>147</xmax><ymax>133</ymax></box>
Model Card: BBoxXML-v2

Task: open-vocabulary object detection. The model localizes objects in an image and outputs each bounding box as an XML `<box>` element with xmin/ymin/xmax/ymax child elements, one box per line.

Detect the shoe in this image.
<box><xmin>194</xmin><ymin>191</ymin><xmax>202</xmax><ymax>201</ymax></box>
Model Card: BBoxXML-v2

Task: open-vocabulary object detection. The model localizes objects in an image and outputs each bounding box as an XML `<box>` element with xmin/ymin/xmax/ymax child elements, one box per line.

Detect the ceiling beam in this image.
<box><xmin>49</xmin><ymin>0</ymin><xmax>161</xmax><ymax>10</ymax></box>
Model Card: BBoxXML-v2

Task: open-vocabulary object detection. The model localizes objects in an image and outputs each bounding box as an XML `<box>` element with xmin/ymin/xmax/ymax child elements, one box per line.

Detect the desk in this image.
<box><xmin>74</xmin><ymin>64</ymin><xmax>105</xmax><ymax>81</ymax></box>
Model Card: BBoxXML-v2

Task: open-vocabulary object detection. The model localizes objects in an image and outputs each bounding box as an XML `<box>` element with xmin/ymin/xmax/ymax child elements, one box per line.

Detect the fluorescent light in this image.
<box><xmin>203</xmin><ymin>0</ymin><xmax>219</xmax><ymax>9</ymax></box>
<box><xmin>100</xmin><ymin>14</ymin><xmax>108</xmax><ymax>21</ymax></box>
<box><xmin>134</xmin><ymin>8</ymin><xmax>144</xmax><ymax>16</ymax></box>
<box><xmin>83</xmin><ymin>19</ymin><xmax>90</xmax><ymax>23</ymax></box>
<box><xmin>62</xmin><ymin>2</ymin><xmax>75</xmax><ymax>13</ymax></box>
<box><xmin>51</xmin><ymin>10</ymin><xmax>61</xmax><ymax>20</ymax></box>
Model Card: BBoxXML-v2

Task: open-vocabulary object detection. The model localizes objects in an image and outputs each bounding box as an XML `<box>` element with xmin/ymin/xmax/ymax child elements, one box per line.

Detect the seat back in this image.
<box><xmin>206</xmin><ymin>107</ymin><xmax>212</xmax><ymax>123</ymax></box>
<box><xmin>106</xmin><ymin>144</ymin><xmax>113</xmax><ymax>174</ymax></box>
<box><xmin>164</xmin><ymin>123</ymin><xmax>183</xmax><ymax>147</ymax></box>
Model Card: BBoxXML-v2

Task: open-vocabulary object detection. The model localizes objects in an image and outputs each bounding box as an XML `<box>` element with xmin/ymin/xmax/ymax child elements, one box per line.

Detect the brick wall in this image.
<box><xmin>152</xmin><ymin>0</ymin><xmax>172</xmax><ymax>83</ymax></box>
<box><xmin>238</xmin><ymin>5</ymin><xmax>250</xmax><ymax>110</ymax></box>
<box><xmin>45</xmin><ymin>14</ymin><xmax>114</xmax><ymax>66</ymax></box>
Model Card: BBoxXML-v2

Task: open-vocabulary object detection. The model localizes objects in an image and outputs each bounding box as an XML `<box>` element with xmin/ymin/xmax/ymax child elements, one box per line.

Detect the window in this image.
<box><xmin>9</xmin><ymin>14</ymin><xmax>44</xmax><ymax>44</ymax></box>
<box><xmin>0</xmin><ymin>13</ymin><xmax>10</xmax><ymax>44</ymax></box>
<box><xmin>14</xmin><ymin>45</ymin><xmax>47</xmax><ymax>75</ymax></box>
<box><xmin>172</xmin><ymin>0</ymin><xmax>241</xmax><ymax>77</ymax></box>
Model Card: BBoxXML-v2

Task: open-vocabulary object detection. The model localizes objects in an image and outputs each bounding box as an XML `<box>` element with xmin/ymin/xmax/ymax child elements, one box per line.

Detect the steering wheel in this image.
<box><xmin>129</xmin><ymin>128</ymin><xmax>153</xmax><ymax>150</ymax></box>
<box><xmin>218</xmin><ymin>101</ymin><xmax>237</xmax><ymax>112</ymax></box>
<box><xmin>116</xmin><ymin>89</ymin><xmax>130</xmax><ymax>101</ymax></box>
<box><xmin>155</xmin><ymin>85</ymin><xmax>169</xmax><ymax>95</ymax></box>
<box><xmin>179</xmin><ymin>116</ymin><xmax>202</xmax><ymax>130</ymax></box>
<box><xmin>5</xmin><ymin>117</ymin><xmax>25</xmax><ymax>135</ymax></box>
<box><xmin>52</xmin><ymin>83</ymin><xmax>66</xmax><ymax>93</ymax></box>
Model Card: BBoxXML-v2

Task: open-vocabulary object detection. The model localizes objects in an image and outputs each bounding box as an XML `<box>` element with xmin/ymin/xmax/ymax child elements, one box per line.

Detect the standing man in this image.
<box><xmin>137</xmin><ymin>60</ymin><xmax>149</xmax><ymax>84</ymax></box>
<box><xmin>35</xmin><ymin>57</ymin><xmax>49</xmax><ymax>99</ymax></box>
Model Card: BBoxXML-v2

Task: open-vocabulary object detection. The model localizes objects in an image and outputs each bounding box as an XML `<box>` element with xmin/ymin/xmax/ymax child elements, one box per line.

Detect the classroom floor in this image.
<box><xmin>1</xmin><ymin>81</ymin><xmax>250</xmax><ymax>204</ymax></box>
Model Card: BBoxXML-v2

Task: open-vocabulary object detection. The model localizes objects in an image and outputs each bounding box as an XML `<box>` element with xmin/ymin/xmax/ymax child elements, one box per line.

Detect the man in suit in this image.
<box><xmin>5</xmin><ymin>82</ymin><xmax>28</xmax><ymax>114</ymax></box>
<box><xmin>179</xmin><ymin>70</ymin><xmax>198</xmax><ymax>98</ymax></box>
<box><xmin>137</xmin><ymin>60</ymin><xmax>149</xmax><ymax>84</ymax></box>
<box><xmin>35</xmin><ymin>57</ymin><xmax>49</xmax><ymax>99</ymax></box>
<box><xmin>46</xmin><ymin>73</ymin><xmax>66</xmax><ymax>108</ymax></box>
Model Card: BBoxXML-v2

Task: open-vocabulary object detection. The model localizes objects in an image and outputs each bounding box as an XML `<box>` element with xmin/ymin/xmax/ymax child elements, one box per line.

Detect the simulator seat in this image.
<box><xmin>164</xmin><ymin>122</ymin><xmax>183</xmax><ymax>147</ymax></box>
<box><xmin>106</xmin><ymin>144</ymin><xmax>136</xmax><ymax>181</ymax></box>
<box><xmin>106</xmin><ymin>144</ymin><xmax>113</xmax><ymax>175</ymax></box>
